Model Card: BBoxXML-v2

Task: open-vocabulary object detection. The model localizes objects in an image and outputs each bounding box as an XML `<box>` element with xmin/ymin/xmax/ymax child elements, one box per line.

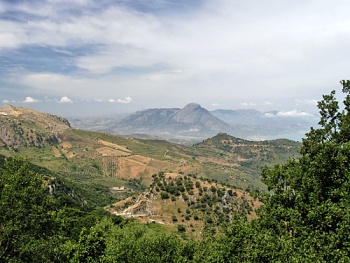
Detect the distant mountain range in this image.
<box><xmin>112</xmin><ymin>103</ymin><xmax>232</xmax><ymax>138</ymax></box>
<box><xmin>68</xmin><ymin>103</ymin><xmax>318</xmax><ymax>143</ymax></box>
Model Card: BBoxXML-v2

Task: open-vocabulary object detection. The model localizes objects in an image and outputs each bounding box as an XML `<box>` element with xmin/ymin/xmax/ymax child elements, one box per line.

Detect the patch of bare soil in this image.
<box><xmin>52</xmin><ymin>146</ymin><xmax>61</xmax><ymax>158</ymax></box>
<box><xmin>96</xmin><ymin>147</ymin><xmax>131</xmax><ymax>157</ymax></box>
<box><xmin>60</xmin><ymin>141</ymin><xmax>72</xmax><ymax>151</ymax></box>
<box><xmin>97</xmin><ymin>140</ymin><xmax>132</xmax><ymax>153</ymax></box>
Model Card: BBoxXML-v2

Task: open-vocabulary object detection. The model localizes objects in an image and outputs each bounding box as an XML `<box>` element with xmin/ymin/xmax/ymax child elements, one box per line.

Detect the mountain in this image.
<box><xmin>211</xmin><ymin>109</ymin><xmax>263</xmax><ymax>125</ymax></box>
<box><xmin>0</xmin><ymin>104</ymin><xmax>301</xmax><ymax>194</ymax></box>
<box><xmin>68</xmin><ymin>106</ymin><xmax>316</xmax><ymax>143</ymax></box>
<box><xmin>0</xmin><ymin>104</ymin><xmax>71</xmax><ymax>148</ymax></box>
<box><xmin>112</xmin><ymin>103</ymin><xmax>232</xmax><ymax>140</ymax></box>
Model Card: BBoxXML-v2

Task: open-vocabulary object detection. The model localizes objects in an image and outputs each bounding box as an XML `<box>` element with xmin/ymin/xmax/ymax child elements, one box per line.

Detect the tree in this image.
<box><xmin>0</xmin><ymin>156</ymin><xmax>56</xmax><ymax>261</ymax></box>
<box><xmin>177</xmin><ymin>224</ymin><xmax>186</xmax><ymax>233</ymax></box>
<box><xmin>258</xmin><ymin>80</ymin><xmax>350</xmax><ymax>261</ymax></box>
<box><xmin>160</xmin><ymin>192</ymin><xmax>169</xmax><ymax>200</ymax></box>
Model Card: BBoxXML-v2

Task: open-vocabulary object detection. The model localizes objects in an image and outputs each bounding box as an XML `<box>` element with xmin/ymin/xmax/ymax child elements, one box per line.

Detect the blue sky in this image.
<box><xmin>0</xmin><ymin>0</ymin><xmax>349</xmax><ymax>117</ymax></box>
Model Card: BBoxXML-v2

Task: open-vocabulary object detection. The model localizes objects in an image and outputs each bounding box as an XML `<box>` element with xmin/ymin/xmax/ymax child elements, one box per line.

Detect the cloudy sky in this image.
<box><xmin>0</xmin><ymin>0</ymin><xmax>349</xmax><ymax>117</ymax></box>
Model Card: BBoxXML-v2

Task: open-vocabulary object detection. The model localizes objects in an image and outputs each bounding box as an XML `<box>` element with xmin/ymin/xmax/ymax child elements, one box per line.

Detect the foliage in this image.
<box><xmin>255</xmin><ymin>80</ymin><xmax>350</xmax><ymax>261</ymax></box>
<box><xmin>0</xmin><ymin>156</ymin><xmax>56</xmax><ymax>261</ymax></box>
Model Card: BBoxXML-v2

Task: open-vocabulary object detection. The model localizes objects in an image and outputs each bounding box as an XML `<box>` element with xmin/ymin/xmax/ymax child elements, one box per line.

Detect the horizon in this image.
<box><xmin>0</xmin><ymin>102</ymin><xmax>316</xmax><ymax>142</ymax></box>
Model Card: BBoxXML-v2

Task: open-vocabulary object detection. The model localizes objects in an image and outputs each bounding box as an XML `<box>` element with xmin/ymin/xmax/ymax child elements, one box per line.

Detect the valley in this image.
<box><xmin>0</xmin><ymin>104</ymin><xmax>303</xmax><ymax>235</ymax></box>
<box><xmin>68</xmin><ymin>103</ymin><xmax>316</xmax><ymax>143</ymax></box>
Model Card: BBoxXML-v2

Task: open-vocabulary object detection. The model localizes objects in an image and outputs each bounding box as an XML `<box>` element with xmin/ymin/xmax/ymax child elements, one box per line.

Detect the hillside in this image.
<box><xmin>108</xmin><ymin>172</ymin><xmax>261</xmax><ymax>234</ymax></box>
<box><xmin>0</xmin><ymin>104</ymin><xmax>70</xmax><ymax>148</ymax></box>
<box><xmin>0</xmin><ymin>105</ymin><xmax>301</xmax><ymax>204</ymax></box>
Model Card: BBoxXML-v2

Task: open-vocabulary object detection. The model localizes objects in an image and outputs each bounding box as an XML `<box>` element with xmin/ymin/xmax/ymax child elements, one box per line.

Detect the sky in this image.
<box><xmin>0</xmin><ymin>0</ymin><xmax>349</xmax><ymax>117</ymax></box>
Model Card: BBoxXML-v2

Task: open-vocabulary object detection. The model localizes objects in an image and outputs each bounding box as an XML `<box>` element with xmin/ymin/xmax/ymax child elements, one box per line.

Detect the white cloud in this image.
<box><xmin>264</xmin><ymin>112</ymin><xmax>275</xmax><ymax>118</ymax></box>
<box><xmin>0</xmin><ymin>21</ymin><xmax>25</xmax><ymax>49</ymax></box>
<box><xmin>264</xmin><ymin>101</ymin><xmax>273</xmax><ymax>106</ymax></box>
<box><xmin>277</xmin><ymin>110</ymin><xmax>314</xmax><ymax>118</ymax></box>
<box><xmin>3</xmin><ymin>0</ymin><xmax>350</xmax><ymax>114</ymax></box>
<box><xmin>2</xmin><ymin>100</ymin><xmax>9</xmax><ymax>103</ymax></box>
<box><xmin>59</xmin><ymin>96</ymin><xmax>73</xmax><ymax>103</ymax></box>
<box><xmin>23</xmin><ymin>96</ymin><xmax>39</xmax><ymax>103</ymax></box>
<box><xmin>108</xmin><ymin>99</ymin><xmax>115</xmax><ymax>103</ymax></box>
<box><xmin>240</xmin><ymin>102</ymin><xmax>256</xmax><ymax>107</ymax></box>
<box><xmin>117</xmin><ymin>96</ymin><xmax>132</xmax><ymax>103</ymax></box>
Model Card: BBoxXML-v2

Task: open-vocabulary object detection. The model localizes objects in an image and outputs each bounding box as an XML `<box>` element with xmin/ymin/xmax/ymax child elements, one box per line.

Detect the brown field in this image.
<box><xmin>127</xmin><ymin>154</ymin><xmax>152</xmax><ymax>164</ymax></box>
<box><xmin>148</xmin><ymin>158</ymin><xmax>173</xmax><ymax>169</ymax></box>
<box><xmin>97</xmin><ymin>140</ymin><xmax>132</xmax><ymax>153</ymax></box>
<box><xmin>96</xmin><ymin>147</ymin><xmax>131</xmax><ymax>157</ymax></box>
<box><xmin>117</xmin><ymin>158</ymin><xmax>148</xmax><ymax>179</ymax></box>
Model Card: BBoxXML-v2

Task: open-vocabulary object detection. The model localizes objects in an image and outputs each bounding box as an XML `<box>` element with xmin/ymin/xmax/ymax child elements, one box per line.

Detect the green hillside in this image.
<box><xmin>0</xmin><ymin>105</ymin><xmax>301</xmax><ymax>196</ymax></box>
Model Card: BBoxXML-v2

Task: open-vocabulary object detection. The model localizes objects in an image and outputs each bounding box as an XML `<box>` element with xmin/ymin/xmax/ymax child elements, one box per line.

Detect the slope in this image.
<box><xmin>0</xmin><ymin>105</ymin><xmax>300</xmax><ymax>203</ymax></box>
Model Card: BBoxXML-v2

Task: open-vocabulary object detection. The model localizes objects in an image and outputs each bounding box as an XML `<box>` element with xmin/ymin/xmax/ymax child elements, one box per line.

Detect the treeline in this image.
<box><xmin>1</xmin><ymin>81</ymin><xmax>350</xmax><ymax>262</ymax></box>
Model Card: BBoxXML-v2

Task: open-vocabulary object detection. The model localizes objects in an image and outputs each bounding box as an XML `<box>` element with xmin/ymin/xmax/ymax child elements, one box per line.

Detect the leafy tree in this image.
<box><xmin>67</xmin><ymin>219</ymin><xmax>111</xmax><ymax>263</ymax></box>
<box><xmin>0</xmin><ymin>156</ymin><xmax>57</xmax><ymax>261</ymax></box>
<box><xmin>257</xmin><ymin>80</ymin><xmax>350</xmax><ymax>261</ymax></box>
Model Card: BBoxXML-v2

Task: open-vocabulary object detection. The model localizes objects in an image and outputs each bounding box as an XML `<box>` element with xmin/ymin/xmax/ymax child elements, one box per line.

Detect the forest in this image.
<box><xmin>1</xmin><ymin>80</ymin><xmax>350</xmax><ymax>262</ymax></box>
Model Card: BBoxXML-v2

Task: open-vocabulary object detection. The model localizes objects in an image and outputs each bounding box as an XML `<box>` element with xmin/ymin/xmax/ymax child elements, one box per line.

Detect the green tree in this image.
<box><xmin>0</xmin><ymin>156</ymin><xmax>57</xmax><ymax>261</ymax></box>
<box><xmin>257</xmin><ymin>80</ymin><xmax>350</xmax><ymax>261</ymax></box>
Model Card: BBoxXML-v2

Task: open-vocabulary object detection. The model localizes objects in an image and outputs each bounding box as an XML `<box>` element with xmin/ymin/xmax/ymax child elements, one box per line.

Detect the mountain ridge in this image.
<box><xmin>113</xmin><ymin>103</ymin><xmax>232</xmax><ymax>138</ymax></box>
<box><xmin>68</xmin><ymin>105</ymin><xmax>316</xmax><ymax>142</ymax></box>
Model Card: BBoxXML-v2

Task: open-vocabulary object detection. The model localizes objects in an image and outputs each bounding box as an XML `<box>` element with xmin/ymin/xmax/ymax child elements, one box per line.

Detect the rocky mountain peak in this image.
<box><xmin>182</xmin><ymin>103</ymin><xmax>202</xmax><ymax>111</ymax></box>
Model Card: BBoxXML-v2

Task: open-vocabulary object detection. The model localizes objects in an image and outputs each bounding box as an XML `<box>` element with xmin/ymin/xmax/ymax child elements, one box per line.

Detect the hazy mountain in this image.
<box><xmin>110</xmin><ymin>103</ymin><xmax>233</xmax><ymax>140</ymax></box>
<box><xmin>211</xmin><ymin>109</ymin><xmax>263</xmax><ymax>125</ymax></box>
<box><xmin>66</xmin><ymin>105</ymin><xmax>317</xmax><ymax>143</ymax></box>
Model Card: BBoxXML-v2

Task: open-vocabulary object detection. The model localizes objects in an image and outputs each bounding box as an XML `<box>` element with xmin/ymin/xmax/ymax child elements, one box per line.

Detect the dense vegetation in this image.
<box><xmin>1</xmin><ymin>80</ymin><xmax>350</xmax><ymax>262</ymax></box>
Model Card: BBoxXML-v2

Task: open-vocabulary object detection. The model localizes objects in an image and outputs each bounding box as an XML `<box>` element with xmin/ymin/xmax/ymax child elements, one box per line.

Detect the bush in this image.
<box><xmin>160</xmin><ymin>192</ymin><xmax>169</xmax><ymax>200</ymax></box>
<box><xmin>177</xmin><ymin>224</ymin><xmax>186</xmax><ymax>233</ymax></box>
